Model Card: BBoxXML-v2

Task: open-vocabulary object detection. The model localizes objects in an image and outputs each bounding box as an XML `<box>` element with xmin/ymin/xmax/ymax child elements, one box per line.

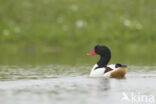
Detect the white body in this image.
<box><xmin>89</xmin><ymin>64</ymin><xmax>126</xmax><ymax>78</ymax></box>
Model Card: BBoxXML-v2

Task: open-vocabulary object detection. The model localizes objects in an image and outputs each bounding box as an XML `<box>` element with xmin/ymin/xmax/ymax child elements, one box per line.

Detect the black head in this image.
<box><xmin>94</xmin><ymin>45</ymin><xmax>111</xmax><ymax>56</ymax></box>
<box><xmin>87</xmin><ymin>45</ymin><xmax>111</xmax><ymax>67</ymax></box>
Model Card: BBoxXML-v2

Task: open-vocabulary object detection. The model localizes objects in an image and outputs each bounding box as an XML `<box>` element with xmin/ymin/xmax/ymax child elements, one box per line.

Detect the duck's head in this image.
<box><xmin>86</xmin><ymin>45</ymin><xmax>110</xmax><ymax>56</ymax></box>
<box><xmin>86</xmin><ymin>45</ymin><xmax>111</xmax><ymax>66</ymax></box>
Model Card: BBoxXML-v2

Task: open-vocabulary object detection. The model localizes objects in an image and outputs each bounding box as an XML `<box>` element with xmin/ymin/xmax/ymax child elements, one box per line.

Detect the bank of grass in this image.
<box><xmin>0</xmin><ymin>0</ymin><xmax>156</xmax><ymax>65</ymax></box>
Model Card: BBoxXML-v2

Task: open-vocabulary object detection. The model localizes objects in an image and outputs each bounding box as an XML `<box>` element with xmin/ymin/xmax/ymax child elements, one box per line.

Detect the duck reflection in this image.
<box><xmin>98</xmin><ymin>78</ymin><xmax>110</xmax><ymax>91</ymax></box>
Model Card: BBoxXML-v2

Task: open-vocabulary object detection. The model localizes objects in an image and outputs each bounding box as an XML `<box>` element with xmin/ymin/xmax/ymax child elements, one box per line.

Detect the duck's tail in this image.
<box><xmin>110</xmin><ymin>68</ymin><xmax>127</xmax><ymax>79</ymax></box>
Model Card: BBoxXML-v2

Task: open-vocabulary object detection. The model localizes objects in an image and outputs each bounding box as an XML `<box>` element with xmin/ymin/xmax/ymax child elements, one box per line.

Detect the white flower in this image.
<box><xmin>14</xmin><ymin>27</ymin><xmax>21</xmax><ymax>33</ymax></box>
<box><xmin>70</xmin><ymin>5</ymin><xmax>78</xmax><ymax>11</ymax></box>
<box><xmin>3</xmin><ymin>29</ymin><xmax>10</xmax><ymax>36</ymax></box>
<box><xmin>76</xmin><ymin>20</ymin><xmax>86</xmax><ymax>28</ymax></box>
<box><xmin>123</xmin><ymin>19</ymin><xmax>131</xmax><ymax>27</ymax></box>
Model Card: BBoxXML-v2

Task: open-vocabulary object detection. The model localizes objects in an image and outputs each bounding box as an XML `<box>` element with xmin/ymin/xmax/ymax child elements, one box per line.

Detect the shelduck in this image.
<box><xmin>87</xmin><ymin>45</ymin><xmax>127</xmax><ymax>78</ymax></box>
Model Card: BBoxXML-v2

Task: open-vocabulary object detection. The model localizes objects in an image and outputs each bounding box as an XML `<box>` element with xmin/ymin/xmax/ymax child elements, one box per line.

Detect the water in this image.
<box><xmin>0</xmin><ymin>65</ymin><xmax>156</xmax><ymax>104</ymax></box>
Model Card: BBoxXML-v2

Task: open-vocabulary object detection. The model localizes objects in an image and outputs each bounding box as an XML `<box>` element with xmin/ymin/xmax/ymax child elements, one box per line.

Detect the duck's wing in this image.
<box><xmin>104</xmin><ymin>67</ymin><xmax>113</xmax><ymax>73</ymax></box>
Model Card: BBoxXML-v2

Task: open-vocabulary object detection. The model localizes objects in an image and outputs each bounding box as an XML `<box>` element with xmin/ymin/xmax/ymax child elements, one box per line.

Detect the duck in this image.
<box><xmin>87</xmin><ymin>45</ymin><xmax>127</xmax><ymax>78</ymax></box>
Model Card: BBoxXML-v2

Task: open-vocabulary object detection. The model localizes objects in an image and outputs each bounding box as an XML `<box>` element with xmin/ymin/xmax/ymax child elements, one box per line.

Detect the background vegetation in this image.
<box><xmin>0</xmin><ymin>0</ymin><xmax>156</xmax><ymax>65</ymax></box>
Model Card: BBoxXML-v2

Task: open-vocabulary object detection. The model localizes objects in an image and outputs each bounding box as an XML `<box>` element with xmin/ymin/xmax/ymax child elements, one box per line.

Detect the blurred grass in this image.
<box><xmin>0</xmin><ymin>0</ymin><xmax>156</xmax><ymax>65</ymax></box>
